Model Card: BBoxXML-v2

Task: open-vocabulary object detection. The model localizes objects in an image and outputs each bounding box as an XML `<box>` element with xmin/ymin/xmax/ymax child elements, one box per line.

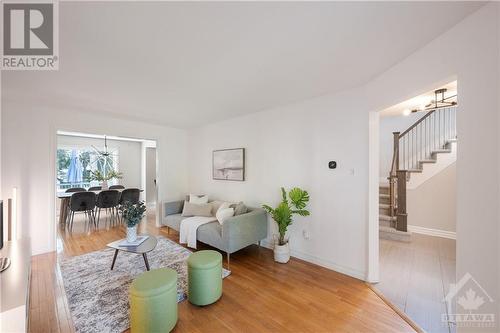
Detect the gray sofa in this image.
<box><xmin>162</xmin><ymin>200</ymin><xmax>267</xmax><ymax>265</ymax></box>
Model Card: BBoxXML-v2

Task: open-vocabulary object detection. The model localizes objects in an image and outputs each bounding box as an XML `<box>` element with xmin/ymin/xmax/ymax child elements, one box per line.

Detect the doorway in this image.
<box><xmin>371</xmin><ymin>82</ymin><xmax>458</xmax><ymax>333</ymax></box>
<box><xmin>54</xmin><ymin>131</ymin><xmax>158</xmax><ymax>249</ymax></box>
<box><xmin>145</xmin><ymin>147</ymin><xmax>157</xmax><ymax>208</ymax></box>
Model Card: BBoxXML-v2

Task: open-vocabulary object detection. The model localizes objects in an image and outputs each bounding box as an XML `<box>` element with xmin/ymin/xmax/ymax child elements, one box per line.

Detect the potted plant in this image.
<box><xmin>89</xmin><ymin>169</ymin><xmax>122</xmax><ymax>190</ymax></box>
<box><xmin>119</xmin><ymin>201</ymin><xmax>146</xmax><ymax>243</ymax></box>
<box><xmin>263</xmin><ymin>187</ymin><xmax>310</xmax><ymax>263</ymax></box>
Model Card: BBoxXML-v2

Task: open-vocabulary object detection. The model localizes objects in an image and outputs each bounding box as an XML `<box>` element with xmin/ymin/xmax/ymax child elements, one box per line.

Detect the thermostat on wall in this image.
<box><xmin>328</xmin><ymin>161</ymin><xmax>337</xmax><ymax>169</ymax></box>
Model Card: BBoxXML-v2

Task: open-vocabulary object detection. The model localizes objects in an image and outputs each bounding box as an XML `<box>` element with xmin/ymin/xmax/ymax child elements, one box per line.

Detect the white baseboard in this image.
<box><xmin>260</xmin><ymin>239</ymin><xmax>366</xmax><ymax>281</ymax></box>
<box><xmin>408</xmin><ymin>225</ymin><xmax>456</xmax><ymax>239</ymax></box>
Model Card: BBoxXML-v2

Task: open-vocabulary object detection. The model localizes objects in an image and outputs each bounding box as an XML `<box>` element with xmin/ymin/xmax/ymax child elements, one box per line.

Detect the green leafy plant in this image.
<box><xmin>263</xmin><ymin>187</ymin><xmax>310</xmax><ymax>246</ymax></box>
<box><xmin>119</xmin><ymin>201</ymin><xmax>146</xmax><ymax>228</ymax></box>
<box><xmin>89</xmin><ymin>169</ymin><xmax>123</xmax><ymax>182</ymax></box>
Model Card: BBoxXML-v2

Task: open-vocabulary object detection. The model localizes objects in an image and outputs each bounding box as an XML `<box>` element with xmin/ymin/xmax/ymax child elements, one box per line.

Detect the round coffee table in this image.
<box><xmin>107</xmin><ymin>235</ymin><xmax>157</xmax><ymax>271</ymax></box>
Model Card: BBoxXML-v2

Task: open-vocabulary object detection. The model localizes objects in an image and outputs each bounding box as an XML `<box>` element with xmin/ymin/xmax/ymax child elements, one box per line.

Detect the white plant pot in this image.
<box><xmin>126</xmin><ymin>225</ymin><xmax>138</xmax><ymax>243</ymax></box>
<box><xmin>101</xmin><ymin>180</ymin><xmax>109</xmax><ymax>190</ymax></box>
<box><xmin>274</xmin><ymin>242</ymin><xmax>290</xmax><ymax>263</ymax></box>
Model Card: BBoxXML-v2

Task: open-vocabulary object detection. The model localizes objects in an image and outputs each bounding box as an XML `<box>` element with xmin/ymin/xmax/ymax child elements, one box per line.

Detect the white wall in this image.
<box><xmin>57</xmin><ymin>135</ymin><xmax>142</xmax><ymax>188</ymax></box>
<box><xmin>145</xmin><ymin>147</ymin><xmax>157</xmax><ymax>205</ymax></box>
<box><xmin>408</xmin><ymin>162</ymin><xmax>456</xmax><ymax>233</ymax></box>
<box><xmin>1</xmin><ymin>99</ymin><xmax>188</xmax><ymax>255</ymax></box>
<box><xmin>379</xmin><ymin>113</ymin><xmax>422</xmax><ymax>180</ymax></box>
<box><xmin>189</xmin><ymin>4</ymin><xmax>500</xmax><ymax>324</ymax></box>
<box><xmin>0</xmin><ymin>71</ymin><xmax>3</xmax><ymax>243</ymax></box>
<box><xmin>189</xmin><ymin>88</ymin><xmax>370</xmax><ymax>279</ymax></box>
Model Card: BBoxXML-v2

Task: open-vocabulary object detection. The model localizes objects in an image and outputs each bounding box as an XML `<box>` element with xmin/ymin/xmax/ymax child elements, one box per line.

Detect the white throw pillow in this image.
<box><xmin>181</xmin><ymin>202</ymin><xmax>212</xmax><ymax>217</ymax></box>
<box><xmin>216</xmin><ymin>207</ymin><xmax>234</xmax><ymax>225</ymax></box>
<box><xmin>217</xmin><ymin>201</ymin><xmax>232</xmax><ymax>213</ymax></box>
<box><xmin>210</xmin><ymin>200</ymin><xmax>224</xmax><ymax>216</ymax></box>
<box><xmin>189</xmin><ymin>194</ymin><xmax>208</xmax><ymax>204</ymax></box>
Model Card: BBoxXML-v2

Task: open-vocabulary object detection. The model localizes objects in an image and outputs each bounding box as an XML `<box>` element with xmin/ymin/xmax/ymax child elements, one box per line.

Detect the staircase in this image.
<box><xmin>380</xmin><ymin>103</ymin><xmax>457</xmax><ymax>242</ymax></box>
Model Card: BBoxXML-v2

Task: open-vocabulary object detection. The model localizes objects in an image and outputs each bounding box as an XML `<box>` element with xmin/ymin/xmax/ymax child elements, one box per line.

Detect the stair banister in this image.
<box><xmin>387</xmin><ymin>105</ymin><xmax>457</xmax><ymax>233</ymax></box>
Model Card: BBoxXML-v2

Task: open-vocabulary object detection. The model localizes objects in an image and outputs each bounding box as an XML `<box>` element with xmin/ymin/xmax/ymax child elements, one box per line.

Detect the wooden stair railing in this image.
<box><xmin>388</xmin><ymin>105</ymin><xmax>457</xmax><ymax>232</ymax></box>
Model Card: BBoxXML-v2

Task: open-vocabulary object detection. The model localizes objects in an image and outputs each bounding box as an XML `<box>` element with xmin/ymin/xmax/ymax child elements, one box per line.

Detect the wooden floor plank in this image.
<box><xmin>29</xmin><ymin>211</ymin><xmax>415</xmax><ymax>333</ymax></box>
<box><xmin>375</xmin><ymin>233</ymin><xmax>456</xmax><ymax>333</ymax></box>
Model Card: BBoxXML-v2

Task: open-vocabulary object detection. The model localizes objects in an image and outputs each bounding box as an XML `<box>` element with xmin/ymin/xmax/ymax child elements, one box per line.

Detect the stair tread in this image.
<box><xmin>379</xmin><ymin>194</ymin><xmax>390</xmax><ymax>198</ymax></box>
<box><xmin>432</xmin><ymin>149</ymin><xmax>452</xmax><ymax>154</ymax></box>
<box><xmin>379</xmin><ymin>203</ymin><xmax>390</xmax><ymax>209</ymax></box>
<box><xmin>401</xmin><ymin>169</ymin><xmax>422</xmax><ymax>173</ymax></box>
<box><xmin>380</xmin><ymin>227</ymin><xmax>412</xmax><ymax>242</ymax></box>
<box><xmin>380</xmin><ymin>225</ymin><xmax>410</xmax><ymax>233</ymax></box>
<box><xmin>419</xmin><ymin>159</ymin><xmax>436</xmax><ymax>164</ymax></box>
<box><xmin>379</xmin><ymin>214</ymin><xmax>396</xmax><ymax>221</ymax></box>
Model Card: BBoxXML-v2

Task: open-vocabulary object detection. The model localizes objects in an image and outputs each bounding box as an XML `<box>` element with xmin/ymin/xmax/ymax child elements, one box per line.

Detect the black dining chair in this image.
<box><xmin>118</xmin><ymin>188</ymin><xmax>141</xmax><ymax>223</ymax></box>
<box><xmin>62</xmin><ymin>188</ymin><xmax>87</xmax><ymax>225</ymax></box>
<box><xmin>95</xmin><ymin>190</ymin><xmax>121</xmax><ymax>229</ymax></box>
<box><xmin>68</xmin><ymin>192</ymin><xmax>97</xmax><ymax>232</ymax></box>
<box><xmin>88</xmin><ymin>186</ymin><xmax>102</xmax><ymax>191</ymax></box>
<box><xmin>65</xmin><ymin>187</ymin><xmax>86</xmax><ymax>193</ymax></box>
<box><xmin>109</xmin><ymin>185</ymin><xmax>125</xmax><ymax>190</ymax></box>
<box><xmin>120</xmin><ymin>188</ymin><xmax>140</xmax><ymax>205</ymax></box>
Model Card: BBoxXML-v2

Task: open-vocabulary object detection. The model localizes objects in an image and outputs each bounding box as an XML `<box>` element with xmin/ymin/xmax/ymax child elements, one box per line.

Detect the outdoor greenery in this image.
<box><xmin>56</xmin><ymin>149</ymin><xmax>71</xmax><ymax>182</ymax></box>
<box><xmin>119</xmin><ymin>201</ymin><xmax>146</xmax><ymax>228</ymax></box>
<box><xmin>262</xmin><ymin>187</ymin><xmax>310</xmax><ymax>246</ymax></box>
<box><xmin>56</xmin><ymin>148</ymin><xmax>118</xmax><ymax>186</ymax></box>
<box><xmin>89</xmin><ymin>169</ymin><xmax>123</xmax><ymax>182</ymax></box>
<box><xmin>79</xmin><ymin>151</ymin><xmax>92</xmax><ymax>181</ymax></box>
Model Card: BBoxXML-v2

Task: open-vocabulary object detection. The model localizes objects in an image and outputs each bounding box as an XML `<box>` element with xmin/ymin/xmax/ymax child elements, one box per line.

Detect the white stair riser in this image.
<box><xmin>408</xmin><ymin>141</ymin><xmax>457</xmax><ymax>189</ymax></box>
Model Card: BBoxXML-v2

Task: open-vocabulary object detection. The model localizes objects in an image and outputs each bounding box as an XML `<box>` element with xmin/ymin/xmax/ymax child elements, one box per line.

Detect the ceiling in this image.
<box><xmin>2</xmin><ymin>2</ymin><xmax>482</xmax><ymax>128</ymax></box>
<box><xmin>381</xmin><ymin>81</ymin><xmax>458</xmax><ymax>117</ymax></box>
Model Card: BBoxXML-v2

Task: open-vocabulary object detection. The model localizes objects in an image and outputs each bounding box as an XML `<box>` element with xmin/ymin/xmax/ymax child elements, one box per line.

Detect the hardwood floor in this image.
<box><xmin>375</xmin><ymin>234</ymin><xmax>456</xmax><ymax>333</ymax></box>
<box><xmin>29</xmin><ymin>211</ymin><xmax>415</xmax><ymax>333</ymax></box>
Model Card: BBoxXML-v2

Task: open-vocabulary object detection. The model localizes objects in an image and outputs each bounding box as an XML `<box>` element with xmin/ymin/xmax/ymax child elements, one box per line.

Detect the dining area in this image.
<box><xmin>57</xmin><ymin>186</ymin><xmax>142</xmax><ymax>233</ymax></box>
<box><xmin>55</xmin><ymin>132</ymin><xmax>157</xmax><ymax>237</ymax></box>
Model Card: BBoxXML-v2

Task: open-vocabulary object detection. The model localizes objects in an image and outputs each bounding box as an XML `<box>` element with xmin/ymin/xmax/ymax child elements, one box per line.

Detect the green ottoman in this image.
<box><xmin>129</xmin><ymin>268</ymin><xmax>178</xmax><ymax>333</ymax></box>
<box><xmin>187</xmin><ymin>250</ymin><xmax>223</xmax><ymax>306</ymax></box>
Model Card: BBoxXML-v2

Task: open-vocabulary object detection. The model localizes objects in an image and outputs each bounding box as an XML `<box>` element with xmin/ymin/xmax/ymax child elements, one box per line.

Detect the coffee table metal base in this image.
<box><xmin>110</xmin><ymin>249</ymin><xmax>151</xmax><ymax>271</ymax></box>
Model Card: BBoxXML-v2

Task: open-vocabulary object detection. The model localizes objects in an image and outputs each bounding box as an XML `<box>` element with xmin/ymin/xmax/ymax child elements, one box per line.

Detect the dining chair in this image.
<box><xmin>118</xmin><ymin>188</ymin><xmax>141</xmax><ymax>223</ymax></box>
<box><xmin>65</xmin><ymin>187</ymin><xmax>86</xmax><ymax>193</ymax></box>
<box><xmin>120</xmin><ymin>188</ymin><xmax>141</xmax><ymax>205</ymax></box>
<box><xmin>95</xmin><ymin>190</ymin><xmax>121</xmax><ymax>229</ymax></box>
<box><xmin>109</xmin><ymin>185</ymin><xmax>125</xmax><ymax>190</ymax></box>
<box><xmin>68</xmin><ymin>192</ymin><xmax>97</xmax><ymax>233</ymax></box>
<box><xmin>62</xmin><ymin>188</ymin><xmax>87</xmax><ymax>225</ymax></box>
<box><xmin>88</xmin><ymin>186</ymin><xmax>102</xmax><ymax>191</ymax></box>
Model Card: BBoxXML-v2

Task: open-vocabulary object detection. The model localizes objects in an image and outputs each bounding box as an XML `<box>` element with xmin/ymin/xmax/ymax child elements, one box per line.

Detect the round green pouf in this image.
<box><xmin>129</xmin><ymin>268</ymin><xmax>178</xmax><ymax>333</ymax></box>
<box><xmin>187</xmin><ymin>250</ymin><xmax>223</xmax><ymax>306</ymax></box>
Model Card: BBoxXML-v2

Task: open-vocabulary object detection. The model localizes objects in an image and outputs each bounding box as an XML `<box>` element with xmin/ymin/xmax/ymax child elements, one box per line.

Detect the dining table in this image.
<box><xmin>56</xmin><ymin>189</ymin><xmax>143</xmax><ymax>226</ymax></box>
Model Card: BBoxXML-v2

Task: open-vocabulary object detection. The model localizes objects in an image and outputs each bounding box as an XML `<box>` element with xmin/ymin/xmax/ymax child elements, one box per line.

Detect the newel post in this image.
<box><xmin>393</xmin><ymin>132</ymin><xmax>400</xmax><ymax>171</ymax></box>
<box><xmin>396</xmin><ymin>170</ymin><xmax>408</xmax><ymax>232</ymax></box>
<box><xmin>388</xmin><ymin>132</ymin><xmax>400</xmax><ymax>217</ymax></box>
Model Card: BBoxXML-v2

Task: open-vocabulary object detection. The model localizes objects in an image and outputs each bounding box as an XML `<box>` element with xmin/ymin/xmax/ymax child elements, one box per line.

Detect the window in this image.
<box><xmin>56</xmin><ymin>147</ymin><xmax>119</xmax><ymax>190</ymax></box>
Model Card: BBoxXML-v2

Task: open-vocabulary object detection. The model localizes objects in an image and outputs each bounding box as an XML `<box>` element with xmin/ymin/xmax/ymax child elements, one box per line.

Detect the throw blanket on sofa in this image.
<box><xmin>179</xmin><ymin>216</ymin><xmax>217</xmax><ymax>249</ymax></box>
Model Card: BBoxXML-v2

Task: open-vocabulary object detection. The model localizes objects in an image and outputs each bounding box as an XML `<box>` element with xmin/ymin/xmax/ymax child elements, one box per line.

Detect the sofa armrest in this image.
<box><xmin>222</xmin><ymin>208</ymin><xmax>268</xmax><ymax>253</ymax></box>
<box><xmin>164</xmin><ymin>200</ymin><xmax>184</xmax><ymax>216</ymax></box>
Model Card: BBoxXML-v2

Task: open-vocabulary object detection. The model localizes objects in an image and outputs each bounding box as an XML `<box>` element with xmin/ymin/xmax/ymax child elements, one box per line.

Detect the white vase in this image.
<box><xmin>126</xmin><ymin>225</ymin><xmax>137</xmax><ymax>243</ymax></box>
<box><xmin>101</xmin><ymin>180</ymin><xmax>109</xmax><ymax>190</ymax></box>
<box><xmin>274</xmin><ymin>242</ymin><xmax>290</xmax><ymax>263</ymax></box>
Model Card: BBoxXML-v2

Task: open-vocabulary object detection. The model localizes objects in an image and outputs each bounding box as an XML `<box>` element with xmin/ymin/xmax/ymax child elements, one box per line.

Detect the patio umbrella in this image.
<box><xmin>66</xmin><ymin>150</ymin><xmax>83</xmax><ymax>183</ymax></box>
